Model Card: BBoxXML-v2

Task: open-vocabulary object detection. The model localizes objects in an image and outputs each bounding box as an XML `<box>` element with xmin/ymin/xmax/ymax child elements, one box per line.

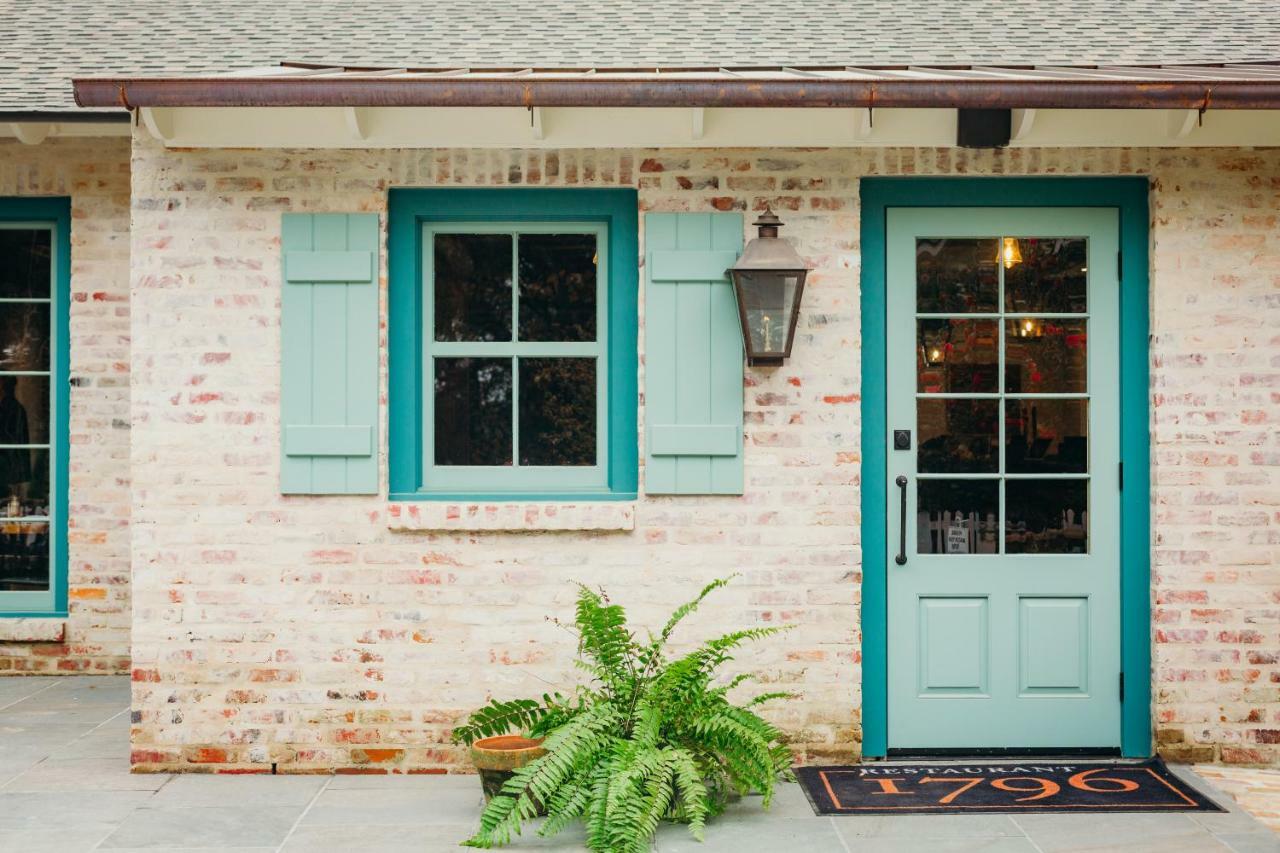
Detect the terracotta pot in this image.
<box><xmin>470</xmin><ymin>735</ymin><xmax>547</xmax><ymax>804</ymax></box>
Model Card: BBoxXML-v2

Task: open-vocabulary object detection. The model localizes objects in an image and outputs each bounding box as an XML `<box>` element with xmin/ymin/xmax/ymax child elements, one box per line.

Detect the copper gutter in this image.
<box><xmin>73</xmin><ymin>76</ymin><xmax>1280</xmax><ymax>110</ymax></box>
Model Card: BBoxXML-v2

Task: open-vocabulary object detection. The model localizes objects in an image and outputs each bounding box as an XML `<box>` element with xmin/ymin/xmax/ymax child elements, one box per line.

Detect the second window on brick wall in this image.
<box><xmin>423</xmin><ymin>222</ymin><xmax>608</xmax><ymax>492</ymax></box>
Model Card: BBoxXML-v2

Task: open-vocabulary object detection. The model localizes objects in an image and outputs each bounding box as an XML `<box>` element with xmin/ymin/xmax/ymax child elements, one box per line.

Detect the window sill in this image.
<box><xmin>0</xmin><ymin>617</ymin><xmax>66</xmax><ymax>642</ymax></box>
<box><xmin>387</xmin><ymin>500</ymin><xmax>636</xmax><ymax>532</ymax></box>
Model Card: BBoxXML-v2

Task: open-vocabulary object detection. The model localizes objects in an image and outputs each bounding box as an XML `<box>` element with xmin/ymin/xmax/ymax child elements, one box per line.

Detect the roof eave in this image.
<box><xmin>72</xmin><ymin>76</ymin><xmax>1280</xmax><ymax>110</ymax></box>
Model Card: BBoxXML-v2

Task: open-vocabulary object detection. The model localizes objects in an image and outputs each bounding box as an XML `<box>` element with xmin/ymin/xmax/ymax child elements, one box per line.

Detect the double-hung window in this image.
<box><xmin>426</xmin><ymin>224</ymin><xmax>607</xmax><ymax>491</ymax></box>
<box><xmin>389</xmin><ymin>189</ymin><xmax>638</xmax><ymax>500</ymax></box>
<box><xmin>0</xmin><ymin>199</ymin><xmax>68</xmax><ymax>616</ymax></box>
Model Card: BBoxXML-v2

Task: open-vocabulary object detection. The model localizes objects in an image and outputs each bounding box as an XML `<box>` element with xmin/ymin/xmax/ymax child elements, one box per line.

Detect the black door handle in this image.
<box><xmin>895</xmin><ymin>475</ymin><xmax>908</xmax><ymax>566</ymax></box>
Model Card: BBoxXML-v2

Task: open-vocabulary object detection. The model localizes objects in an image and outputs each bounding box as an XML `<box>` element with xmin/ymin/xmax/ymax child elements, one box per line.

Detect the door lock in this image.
<box><xmin>893</xmin><ymin>429</ymin><xmax>912</xmax><ymax>450</ymax></box>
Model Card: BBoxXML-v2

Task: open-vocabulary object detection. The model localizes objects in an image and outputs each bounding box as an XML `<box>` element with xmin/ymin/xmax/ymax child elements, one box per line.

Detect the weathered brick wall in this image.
<box><xmin>126</xmin><ymin>131</ymin><xmax>1280</xmax><ymax>771</ymax></box>
<box><xmin>1149</xmin><ymin>150</ymin><xmax>1280</xmax><ymax>765</ymax></box>
<box><xmin>0</xmin><ymin>138</ymin><xmax>132</xmax><ymax>674</ymax></box>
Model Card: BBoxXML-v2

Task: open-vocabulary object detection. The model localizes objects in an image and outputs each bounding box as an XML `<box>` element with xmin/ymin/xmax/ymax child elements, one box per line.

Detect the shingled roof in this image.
<box><xmin>7</xmin><ymin>0</ymin><xmax>1280</xmax><ymax>115</ymax></box>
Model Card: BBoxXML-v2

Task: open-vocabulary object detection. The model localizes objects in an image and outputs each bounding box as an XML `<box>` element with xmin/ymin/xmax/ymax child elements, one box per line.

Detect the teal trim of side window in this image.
<box><xmin>388</xmin><ymin>189</ymin><xmax>639</xmax><ymax>501</ymax></box>
<box><xmin>0</xmin><ymin>197</ymin><xmax>70</xmax><ymax>618</ymax></box>
<box><xmin>859</xmin><ymin>177</ymin><xmax>1151</xmax><ymax>758</ymax></box>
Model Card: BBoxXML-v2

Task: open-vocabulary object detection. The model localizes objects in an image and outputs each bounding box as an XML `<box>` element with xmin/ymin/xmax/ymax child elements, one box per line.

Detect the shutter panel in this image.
<box><xmin>645</xmin><ymin>212</ymin><xmax>745</xmax><ymax>495</ymax></box>
<box><xmin>280</xmin><ymin>213</ymin><xmax>379</xmax><ymax>494</ymax></box>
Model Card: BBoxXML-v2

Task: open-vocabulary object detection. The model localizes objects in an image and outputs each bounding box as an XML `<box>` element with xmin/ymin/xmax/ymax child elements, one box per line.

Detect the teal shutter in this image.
<box><xmin>280</xmin><ymin>213</ymin><xmax>379</xmax><ymax>494</ymax></box>
<box><xmin>644</xmin><ymin>213</ymin><xmax>745</xmax><ymax>495</ymax></box>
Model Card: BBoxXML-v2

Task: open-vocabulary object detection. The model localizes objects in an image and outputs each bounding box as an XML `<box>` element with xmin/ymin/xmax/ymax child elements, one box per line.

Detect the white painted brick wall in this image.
<box><xmin>0</xmin><ymin>138</ymin><xmax>132</xmax><ymax>674</ymax></box>
<box><xmin>123</xmin><ymin>132</ymin><xmax>1280</xmax><ymax>770</ymax></box>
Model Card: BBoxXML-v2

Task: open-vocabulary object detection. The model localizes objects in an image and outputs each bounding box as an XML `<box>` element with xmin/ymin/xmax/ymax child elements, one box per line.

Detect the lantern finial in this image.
<box><xmin>753</xmin><ymin>207</ymin><xmax>783</xmax><ymax>237</ymax></box>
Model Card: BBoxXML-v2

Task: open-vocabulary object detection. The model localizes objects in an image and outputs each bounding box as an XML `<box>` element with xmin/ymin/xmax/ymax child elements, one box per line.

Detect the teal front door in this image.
<box><xmin>886</xmin><ymin>208</ymin><xmax>1122</xmax><ymax>751</ymax></box>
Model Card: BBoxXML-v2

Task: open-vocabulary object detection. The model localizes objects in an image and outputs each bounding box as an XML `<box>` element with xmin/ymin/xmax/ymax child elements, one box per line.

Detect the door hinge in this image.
<box><xmin>1119</xmin><ymin>461</ymin><xmax>1123</xmax><ymax>490</ymax></box>
<box><xmin>1119</xmin><ymin>672</ymin><xmax>1125</xmax><ymax>702</ymax></box>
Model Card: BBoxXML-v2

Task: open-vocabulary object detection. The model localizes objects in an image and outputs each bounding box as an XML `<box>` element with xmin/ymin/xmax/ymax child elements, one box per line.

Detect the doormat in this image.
<box><xmin>796</xmin><ymin>759</ymin><xmax>1226</xmax><ymax>815</ymax></box>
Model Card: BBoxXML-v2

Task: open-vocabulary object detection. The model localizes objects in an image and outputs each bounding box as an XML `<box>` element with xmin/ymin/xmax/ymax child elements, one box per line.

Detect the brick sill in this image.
<box><xmin>0</xmin><ymin>617</ymin><xmax>67</xmax><ymax>642</ymax></box>
<box><xmin>387</xmin><ymin>502</ymin><xmax>635</xmax><ymax>532</ymax></box>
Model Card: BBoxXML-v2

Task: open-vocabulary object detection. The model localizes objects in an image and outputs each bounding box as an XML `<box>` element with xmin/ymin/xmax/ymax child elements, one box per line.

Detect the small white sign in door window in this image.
<box><xmin>946</xmin><ymin>523</ymin><xmax>971</xmax><ymax>554</ymax></box>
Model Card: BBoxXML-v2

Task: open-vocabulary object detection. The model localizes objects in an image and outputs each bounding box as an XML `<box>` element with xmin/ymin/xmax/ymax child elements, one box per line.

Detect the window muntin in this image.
<box><xmin>0</xmin><ymin>224</ymin><xmax>55</xmax><ymax>608</ymax></box>
<box><xmin>422</xmin><ymin>222</ymin><xmax>609</xmax><ymax>493</ymax></box>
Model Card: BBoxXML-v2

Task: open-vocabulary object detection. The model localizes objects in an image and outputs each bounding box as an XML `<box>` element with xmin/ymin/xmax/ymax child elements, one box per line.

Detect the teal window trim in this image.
<box><xmin>859</xmin><ymin>177</ymin><xmax>1151</xmax><ymax>758</ymax></box>
<box><xmin>388</xmin><ymin>189</ymin><xmax>639</xmax><ymax>501</ymax></box>
<box><xmin>0</xmin><ymin>197</ymin><xmax>70</xmax><ymax>618</ymax></box>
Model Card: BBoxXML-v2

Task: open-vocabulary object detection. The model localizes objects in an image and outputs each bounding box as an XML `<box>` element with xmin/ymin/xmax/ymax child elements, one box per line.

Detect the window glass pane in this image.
<box><xmin>916</xmin><ymin>238</ymin><xmax>999</xmax><ymax>314</ymax></box>
<box><xmin>1005</xmin><ymin>318</ymin><xmax>1087</xmax><ymax>393</ymax></box>
<box><xmin>0</xmin><ymin>521</ymin><xmax>49</xmax><ymax>591</ymax></box>
<box><xmin>917</xmin><ymin>479</ymin><xmax>999</xmax><ymax>555</ymax></box>
<box><xmin>519</xmin><ymin>358</ymin><xmax>596</xmax><ymax>466</ymax></box>
<box><xmin>1005</xmin><ymin>479</ymin><xmax>1088</xmax><ymax>554</ymax></box>
<box><xmin>518</xmin><ymin>234</ymin><xmax>597</xmax><ymax>342</ymax></box>
<box><xmin>917</xmin><ymin>319</ymin><xmax>999</xmax><ymax>394</ymax></box>
<box><xmin>918</xmin><ymin>399</ymin><xmax>999</xmax><ymax>474</ymax></box>
<box><xmin>0</xmin><ymin>376</ymin><xmax>48</xmax><ymax>446</ymax></box>
<box><xmin>433</xmin><ymin>358</ymin><xmax>512</xmax><ymax>466</ymax></box>
<box><xmin>433</xmin><ymin>234</ymin><xmax>512</xmax><ymax>342</ymax></box>
<box><xmin>1005</xmin><ymin>398</ymin><xmax>1088</xmax><ymax>474</ymax></box>
<box><xmin>0</xmin><ymin>229</ymin><xmax>52</xmax><ymax>300</ymax></box>
<box><xmin>0</xmin><ymin>303</ymin><xmax>50</xmax><ymax>371</ymax></box>
<box><xmin>1004</xmin><ymin>237</ymin><xmax>1087</xmax><ymax>314</ymax></box>
<box><xmin>0</xmin><ymin>447</ymin><xmax>47</xmax><ymax>518</ymax></box>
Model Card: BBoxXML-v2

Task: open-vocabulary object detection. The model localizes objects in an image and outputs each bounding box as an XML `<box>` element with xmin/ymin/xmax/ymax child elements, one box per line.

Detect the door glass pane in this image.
<box><xmin>918</xmin><ymin>399</ymin><xmax>999</xmax><ymax>473</ymax></box>
<box><xmin>1005</xmin><ymin>479</ymin><xmax>1088</xmax><ymax>554</ymax></box>
<box><xmin>433</xmin><ymin>234</ymin><xmax>513</xmax><ymax>342</ymax></box>
<box><xmin>0</xmin><ymin>229</ymin><xmax>52</xmax><ymax>299</ymax></box>
<box><xmin>518</xmin><ymin>358</ymin><xmax>596</xmax><ymax>466</ymax></box>
<box><xmin>1004</xmin><ymin>237</ymin><xmax>1088</xmax><ymax>314</ymax></box>
<box><xmin>0</xmin><ymin>448</ymin><xmax>48</xmax><ymax>518</ymax></box>
<box><xmin>917</xmin><ymin>480</ymin><xmax>999</xmax><ymax>555</ymax></box>
<box><xmin>916</xmin><ymin>239</ymin><xmax>999</xmax><ymax>313</ymax></box>
<box><xmin>909</xmin><ymin>224</ymin><xmax>1094</xmax><ymax>562</ymax></box>
<box><xmin>433</xmin><ymin>357</ymin><xmax>512</xmax><ymax>466</ymax></box>
<box><xmin>0</xmin><ymin>521</ymin><xmax>49</xmax><ymax>591</ymax></box>
<box><xmin>1004</xmin><ymin>318</ymin><xmax>1087</xmax><ymax>393</ymax></box>
<box><xmin>518</xmin><ymin>234</ymin><xmax>597</xmax><ymax>342</ymax></box>
<box><xmin>1005</xmin><ymin>398</ymin><xmax>1088</xmax><ymax>474</ymax></box>
<box><xmin>0</xmin><ymin>303</ymin><xmax>50</xmax><ymax>371</ymax></box>
<box><xmin>918</xmin><ymin>319</ymin><xmax>999</xmax><ymax>394</ymax></box>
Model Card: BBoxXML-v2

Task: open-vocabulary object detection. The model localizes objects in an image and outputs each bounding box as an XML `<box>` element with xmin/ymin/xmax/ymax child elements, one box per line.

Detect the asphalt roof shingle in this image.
<box><xmin>5</xmin><ymin>0</ymin><xmax>1280</xmax><ymax>113</ymax></box>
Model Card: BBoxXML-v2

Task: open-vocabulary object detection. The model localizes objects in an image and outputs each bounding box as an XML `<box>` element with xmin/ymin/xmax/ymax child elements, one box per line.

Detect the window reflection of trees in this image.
<box><xmin>0</xmin><ymin>229</ymin><xmax>51</xmax><ymax>591</ymax></box>
<box><xmin>431</xmin><ymin>231</ymin><xmax>600</xmax><ymax>470</ymax></box>
<box><xmin>1004</xmin><ymin>238</ymin><xmax>1088</xmax><ymax>314</ymax></box>
<box><xmin>915</xmin><ymin>238</ymin><xmax>999</xmax><ymax>314</ymax></box>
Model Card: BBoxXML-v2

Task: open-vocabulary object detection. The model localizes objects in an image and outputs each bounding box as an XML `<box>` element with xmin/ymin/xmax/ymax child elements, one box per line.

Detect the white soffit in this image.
<box><xmin>2</xmin><ymin>121</ymin><xmax>130</xmax><ymax>143</ymax></box>
<box><xmin>142</xmin><ymin>106</ymin><xmax>1280</xmax><ymax>149</ymax></box>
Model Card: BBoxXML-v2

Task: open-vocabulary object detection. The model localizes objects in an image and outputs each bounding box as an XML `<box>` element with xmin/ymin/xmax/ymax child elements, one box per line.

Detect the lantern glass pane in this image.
<box><xmin>738</xmin><ymin>272</ymin><xmax>799</xmax><ymax>357</ymax></box>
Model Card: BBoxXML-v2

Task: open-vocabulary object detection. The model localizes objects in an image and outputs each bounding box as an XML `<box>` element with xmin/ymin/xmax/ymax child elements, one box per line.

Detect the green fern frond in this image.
<box><xmin>669</xmin><ymin>747</ymin><xmax>711</xmax><ymax>840</ymax></box>
<box><xmin>659</xmin><ymin>574</ymin><xmax>737</xmax><ymax>642</ymax></box>
<box><xmin>451</xmin><ymin>697</ymin><xmax>550</xmax><ymax>746</ymax></box>
<box><xmin>744</xmin><ymin>690</ymin><xmax>797</xmax><ymax>708</ymax></box>
<box><xmin>573</xmin><ymin>583</ymin><xmax>638</xmax><ymax>690</ymax></box>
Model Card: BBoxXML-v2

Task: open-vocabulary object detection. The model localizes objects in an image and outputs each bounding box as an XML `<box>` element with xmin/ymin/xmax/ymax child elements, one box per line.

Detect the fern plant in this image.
<box><xmin>452</xmin><ymin>576</ymin><xmax>793</xmax><ymax>851</ymax></box>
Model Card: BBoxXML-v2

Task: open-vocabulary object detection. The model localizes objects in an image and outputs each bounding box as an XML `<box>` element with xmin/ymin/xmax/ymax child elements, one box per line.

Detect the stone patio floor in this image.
<box><xmin>2</xmin><ymin>676</ymin><xmax>1279</xmax><ymax>852</ymax></box>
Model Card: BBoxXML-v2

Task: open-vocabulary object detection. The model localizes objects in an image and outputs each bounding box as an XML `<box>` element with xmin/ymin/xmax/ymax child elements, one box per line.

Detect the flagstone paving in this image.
<box><xmin>1</xmin><ymin>676</ymin><xmax>1278</xmax><ymax>852</ymax></box>
<box><xmin>1196</xmin><ymin>766</ymin><xmax>1280</xmax><ymax>834</ymax></box>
